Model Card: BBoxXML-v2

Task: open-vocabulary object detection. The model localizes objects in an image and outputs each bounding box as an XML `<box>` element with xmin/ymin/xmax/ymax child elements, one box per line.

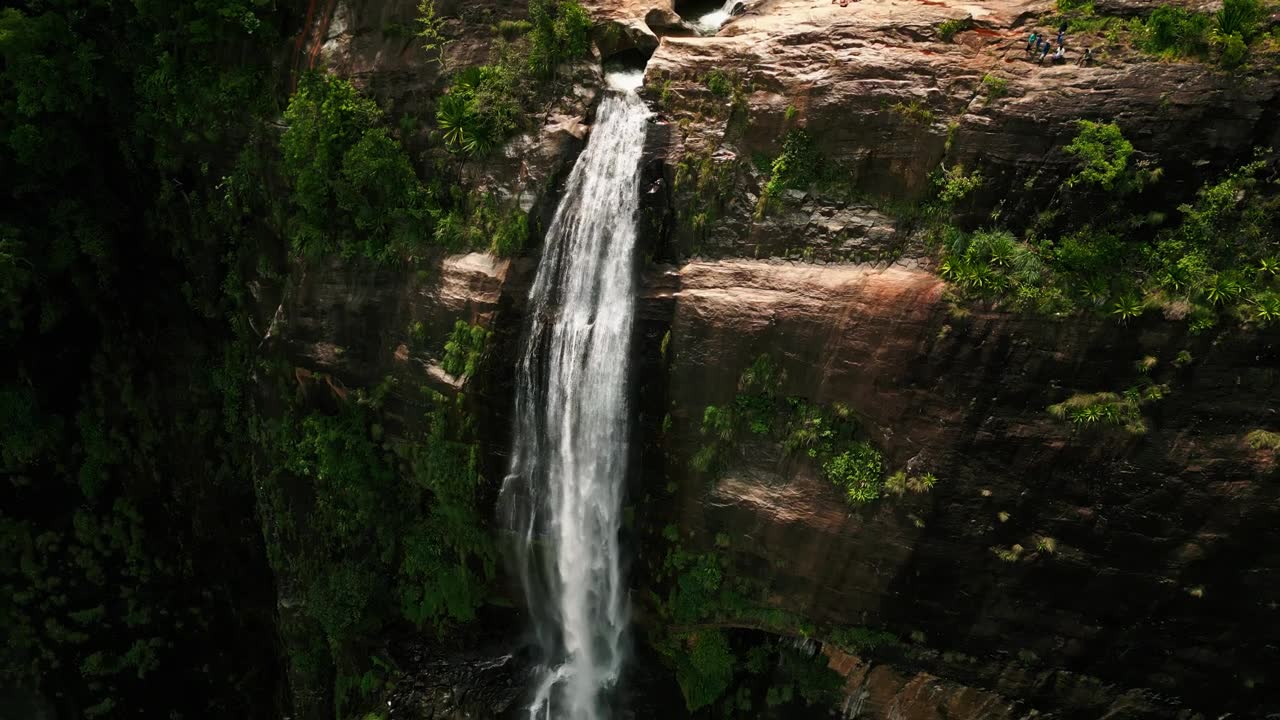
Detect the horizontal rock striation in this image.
<box><xmin>644</xmin><ymin>257</ymin><xmax>1280</xmax><ymax>716</ymax></box>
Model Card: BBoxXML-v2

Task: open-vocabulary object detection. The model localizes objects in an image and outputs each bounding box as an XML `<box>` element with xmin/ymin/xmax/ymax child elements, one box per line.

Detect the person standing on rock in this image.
<box><xmin>1026</xmin><ymin>31</ymin><xmax>1039</xmax><ymax>56</ymax></box>
<box><xmin>1039</xmin><ymin>39</ymin><xmax>1051</xmax><ymax>63</ymax></box>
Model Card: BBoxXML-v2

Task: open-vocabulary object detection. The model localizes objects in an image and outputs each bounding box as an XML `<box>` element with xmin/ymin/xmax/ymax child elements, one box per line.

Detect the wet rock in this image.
<box><xmin>388</xmin><ymin>647</ymin><xmax>530</xmax><ymax>719</ymax></box>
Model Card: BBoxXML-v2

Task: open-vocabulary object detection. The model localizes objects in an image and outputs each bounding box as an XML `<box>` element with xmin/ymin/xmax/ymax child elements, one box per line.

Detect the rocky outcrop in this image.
<box><xmin>617</xmin><ymin>0</ymin><xmax>1280</xmax><ymax>260</ymax></box>
<box><xmin>641</xmin><ymin>258</ymin><xmax>1280</xmax><ymax>717</ymax></box>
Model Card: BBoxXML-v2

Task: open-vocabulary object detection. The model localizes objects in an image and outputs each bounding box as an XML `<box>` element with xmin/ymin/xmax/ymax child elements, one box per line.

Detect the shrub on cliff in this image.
<box><xmin>1134</xmin><ymin>0</ymin><xmax>1264</xmax><ymax>65</ymax></box>
<box><xmin>756</xmin><ymin>130</ymin><xmax>822</xmax><ymax>217</ymax></box>
<box><xmin>283</xmin><ymin>73</ymin><xmax>433</xmax><ymax>260</ymax></box>
<box><xmin>823</xmin><ymin>442</ymin><xmax>885</xmax><ymax>505</ymax></box>
<box><xmin>434</xmin><ymin>0</ymin><xmax>591</xmax><ymax>157</ymax></box>
<box><xmin>1047</xmin><ymin>383</ymin><xmax>1168</xmax><ymax>434</ymax></box>
<box><xmin>436</xmin><ymin>63</ymin><xmax>523</xmax><ymax>156</ymax></box>
<box><xmin>677</xmin><ymin>630</ymin><xmax>735</xmax><ymax>712</ymax></box>
<box><xmin>527</xmin><ymin>0</ymin><xmax>592</xmax><ymax>78</ymax></box>
<box><xmin>1064</xmin><ymin>120</ymin><xmax>1134</xmax><ymax>191</ymax></box>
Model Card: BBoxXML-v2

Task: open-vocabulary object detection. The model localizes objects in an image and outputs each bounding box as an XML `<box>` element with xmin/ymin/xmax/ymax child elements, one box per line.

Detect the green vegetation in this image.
<box><xmin>283</xmin><ymin>73</ymin><xmax>435</xmax><ymax>261</ymax></box>
<box><xmin>888</xmin><ymin>99</ymin><xmax>935</xmax><ymax>125</ymax></box>
<box><xmin>0</xmin><ymin>0</ymin><xmax>296</xmax><ymax>716</ymax></box>
<box><xmin>937</xmin><ymin>120</ymin><xmax>1279</xmax><ymax>327</ymax></box>
<box><xmin>677</xmin><ymin>629</ymin><xmax>736</xmax><ymax>711</ymax></box>
<box><xmin>1035</xmin><ymin>535</ymin><xmax>1058</xmax><ymax>554</ymax></box>
<box><xmin>649</xmin><ymin>536</ymin><xmax>843</xmax><ymax>714</ymax></box>
<box><xmin>526</xmin><ymin>0</ymin><xmax>592</xmax><ymax>78</ymax></box>
<box><xmin>442</xmin><ymin>320</ymin><xmax>492</xmax><ymax>379</ymax></box>
<box><xmin>884</xmin><ymin>471</ymin><xmax>939</xmax><ymax>496</ymax></box>
<box><xmin>938</xmin><ymin>228</ymin><xmax>1048</xmax><ymax>300</ymax></box>
<box><xmin>436</xmin><ymin>63</ymin><xmax>524</xmax><ymax>156</ymax></box>
<box><xmin>2</xmin><ymin>0</ymin><xmax>537</xmax><ymax>714</ymax></box>
<box><xmin>1064</xmin><ymin>120</ymin><xmax>1134</xmax><ymax>191</ymax></box>
<box><xmin>674</xmin><ymin>148</ymin><xmax>738</xmax><ymax>237</ymax></box>
<box><xmin>689</xmin><ymin>355</ymin><xmax>933</xmax><ymax>509</ymax></box>
<box><xmin>1246</xmin><ymin>429</ymin><xmax>1280</xmax><ymax>450</ymax></box>
<box><xmin>828</xmin><ymin>626</ymin><xmax>898</xmax><ymax>654</ymax></box>
<box><xmin>937</xmin><ymin>164</ymin><xmax>984</xmax><ymax>205</ymax></box>
<box><xmin>992</xmin><ymin>544</ymin><xmax>1025</xmax><ymax>562</ymax></box>
<box><xmin>982</xmin><ymin>74</ymin><xmax>1009</xmax><ymax>103</ymax></box>
<box><xmin>824</xmin><ymin>442</ymin><xmax>885</xmax><ymax>505</ymax></box>
<box><xmin>258</xmin><ymin>380</ymin><xmax>496</xmax><ymax>715</ymax></box>
<box><xmin>705</xmin><ymin>70</ymin><xmax>734</xmax><ymax>98</ymax></box>
<box><xmin>1047</xmin><ymin>382</ymin><xmax>1168</xmax><ymax>434</ymax></box>
<box><xmin>1054</xmin><ymin>0</ymin><xmax>1272</xmax><ymax>67</ymax></box>
<box><xmin>937</xmin><ymin>17</ymin><xmax>971</xmax><ymax>41</ymax></box>
<box><xmin>434</xmin><ymin>191</ymin><xmax>530</xmax><ymax>256</ymax></box>
<box><xmin>434</xmin><ymin>0</ymin><xmax>591</xmax><ymax>156</ymax></box>
<box><xmin>757</xmin><ymin>130</ymin><xmax>823</xmax><ymax>216</ymax></box>
<box><xmin>1135</xmin><ymin>0</ymin><xmax>1267</xmax><ymax>65</ymax></box>
<box><xmin>416</xmin><ymin>0</ymin><xmax>450</xmax><ymax>66</ymax></box>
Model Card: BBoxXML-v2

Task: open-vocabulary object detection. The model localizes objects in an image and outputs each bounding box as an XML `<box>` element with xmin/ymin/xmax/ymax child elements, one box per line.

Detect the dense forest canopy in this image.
<box><xmin>1</xmin><ymin>1</ymin><xmax>292</xmax><ymax>717</ymax></box>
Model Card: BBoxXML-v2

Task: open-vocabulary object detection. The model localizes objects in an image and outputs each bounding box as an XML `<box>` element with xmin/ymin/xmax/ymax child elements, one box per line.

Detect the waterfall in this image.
<box><xmin>501</xmin><ymin>68</ymin><xmax>650</xmax><ymax>720</ymax></box>
<box><xmin>690</xmin><ymin>0</ymin><xmax>744</xmax><ymax>34</ymax></box>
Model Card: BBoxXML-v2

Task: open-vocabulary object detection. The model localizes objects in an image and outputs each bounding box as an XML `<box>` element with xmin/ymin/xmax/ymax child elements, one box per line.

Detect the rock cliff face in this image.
<box><xmin>627</xmin><ymin>0</ymin><xmax>1280</xmax><ymax>716</ymax></box>
<box><xmin>642</xmin><ymin>259</ymin><xmax>1279</xmax><ymax>717</ymax></box>
<box><xmin>274</xmin><ymin>0</ymin><xmax>1280</xmax><ymax>717</ymax></box>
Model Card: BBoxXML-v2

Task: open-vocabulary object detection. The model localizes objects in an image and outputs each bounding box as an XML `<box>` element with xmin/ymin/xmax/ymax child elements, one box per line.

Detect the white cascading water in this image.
<box><xmin>690</xmin><ymin>0</ymin><xmax>744</xmax><ymax>34</ymax></box>
<box><xmin>501</xmin><ymin>68</ymin><xmax>650</xmax><ymax>720</ymax></box>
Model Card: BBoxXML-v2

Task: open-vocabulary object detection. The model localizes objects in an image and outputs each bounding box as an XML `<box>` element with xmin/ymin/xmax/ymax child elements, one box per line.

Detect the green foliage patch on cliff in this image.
<box><xmin>1047</xmin><ymin>382</ymin><xmax>1169</xmax><ymax>434</ymax></box>
<box><xmin>823</xmin><ymin>442</ymin><xmax>885</xmax><ymax>504</ymax></box>
<box><xmin>1246</xmin><ymin>429</ymin><xmax>1280</xmax><ymax>450</ymax></box>
<box><xmin>434</xmin><ymin>0</ymin><xmax>591</xmax><ymax>156</ymax></box>
<box><xmin>828</xmin><ymin>626</ymin><xmax>899</xmax><ymax>654</ymax></box>
<box><xmin>434</xmin><ymin>191</ymin><xmax>531</xmax><ymax>256</ymax></box>
<box><xmin>756</xmin><ymin>130</ymin><xmax>823</xmax><ymax>217</ymax></box>
<box><xmin>674</xmin><ymin>147</ymin><xmax>739</xmax><ymax>238</ymax></box>
<box><xmin>1136</xmin><ymin>0</ymin><xmax>1267</xmax><ymax>66</ymax></box>
<box><xmin>690</xmin><ymin>355</ymin><xmax>935</xmax><ymax>511</ymax></box>
<box><xmin>257</xmin><ymin>379</ymin><xmax>496</xmax><ymax>714</ymax></box>
<box><xmin>649</xmin><ymin>538</ymin><xmax>842</xmax><ymax>713</ymax></box>
<box><xmin>283</xmin><ymin>73</ymin><xmax>437</xmax><ymax>261</ymax></box>
<box><xmin>442</xmin><ymin>320</ymin><xmax>492</xmax><ymax>379</ymax></box>
<box><xmin>938</xmin><ymin>122</ymin><xmax>1280</xmax><ymax>328</ymax></box>
<box><xmin>1053</xmin><ymin>0</ymin><xmax>1271</xmax><ymax>67</ymax></box>
<box><xmin>1064</xmin><ymin>120</ymin><xmax>1134</xmax><ymax>191</ymax></box>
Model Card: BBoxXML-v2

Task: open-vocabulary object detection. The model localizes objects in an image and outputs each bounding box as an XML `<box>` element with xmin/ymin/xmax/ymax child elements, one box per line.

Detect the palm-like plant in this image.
<box><xmin>1080</xmin><ymin>274</ymin><xmax>1109</xmax><ymax>306</ymax></box>
<box><xmin>1216</xmin><ymin>0</ymin><xmax>1262</xmax><ymax>39</ymax></box>
<box><xmin>435</xmin><ymin>93</ymin><xmax>471</xmax><ymax>150</ymax></box>
<box><xmin>1112</xmin><ymin>294</ymin><xmax>1145</xmax><ymax>322</ymax></box>
<box><xmin>1253</xmin><ymin>294</ymin><xmax>1280</xmax><ymax>324</ymax></box>
<box><xmin>1201</xmin><ymin>274</ymin><xmax>1241</xmax><ymax>306</ymax></box>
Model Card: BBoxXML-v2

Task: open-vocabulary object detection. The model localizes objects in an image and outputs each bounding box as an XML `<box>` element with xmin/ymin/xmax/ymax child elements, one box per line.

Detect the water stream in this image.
<box><xmin>689</xmin><ymin>0</ymin><xmax>744</xmax><ymax>34</ymax></box>
<box><xmin>501</xmin><ymin>68</ymin><xmax>651</xmax><ymax>720</ymax></box>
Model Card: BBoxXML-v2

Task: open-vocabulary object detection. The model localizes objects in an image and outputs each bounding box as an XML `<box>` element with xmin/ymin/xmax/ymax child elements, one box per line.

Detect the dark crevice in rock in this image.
<box><xmin>603</xmin><ymin>46</ymin><xmax>653</xmax><ymax>71</ymax></box>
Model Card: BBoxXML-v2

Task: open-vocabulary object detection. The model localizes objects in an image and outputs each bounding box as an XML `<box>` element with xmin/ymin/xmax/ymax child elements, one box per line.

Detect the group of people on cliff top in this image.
<box><xmin>1026</xmin><ymin>23</ymin><xmax>1092</xmax><ymax>66</ymax></box>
